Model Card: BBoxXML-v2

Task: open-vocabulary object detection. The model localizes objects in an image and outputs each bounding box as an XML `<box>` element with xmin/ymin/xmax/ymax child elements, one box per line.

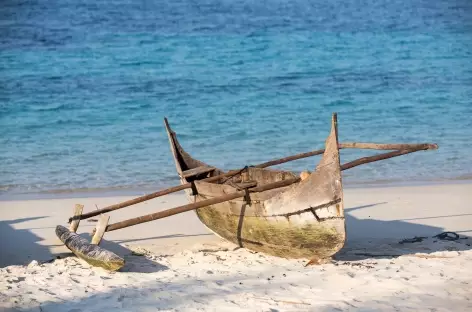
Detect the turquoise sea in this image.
<box><xmin>1</xmin><ymin>0</ymin><xmax>471</xmax><ymax>196</ymax></box>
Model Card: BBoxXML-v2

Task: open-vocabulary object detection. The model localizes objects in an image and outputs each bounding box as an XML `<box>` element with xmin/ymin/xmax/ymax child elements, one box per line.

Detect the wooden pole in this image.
<box><xmin>69</xmin><ymin>204</ymin><xmax>84</xmax><ymax>232</ymax></box>
<box><xmin>339</xmin><ymin>142</ymin><xmax>437</xmax><ymax>151</ymax></box>
<box><xmin>105</xmin><ymin>178</ymin><xmax>300</xmax><ymax>232</ymax></box>
<box><xmin>90</xmin><ymin>214</ymin><xmax>110</xmax><ymax>245</ymax></box>
<box><xmin>340</xmin><ymin>147</ymin><xmax>432</xmax><ymax>171</ymax></box>
<box><xmin>104</xmin><ymin>146</ymin><xmax>436</xmax><ymax>232</ymax></box>
<box><xmin>253</xmin><ymin>149</ymin><xmax>325</xmax><ymax>168</ymax></box>
<box><xmin>252</xmin><ymin>143</ymin><xmax>436</xmax><ymax>169</ymax></box>
<box><xmin>72</xmin><ymin>184</ymin><xmax>189</xmax><ymax>222</ymax></box>
<box><xmin>70</xmin><ymin>142</ymin><xmax>437</xmax><ymax>223</ymax></box>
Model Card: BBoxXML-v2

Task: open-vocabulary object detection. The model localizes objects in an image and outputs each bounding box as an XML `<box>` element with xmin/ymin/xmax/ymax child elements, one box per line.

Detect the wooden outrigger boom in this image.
<box><xmin>101</xmin><ymin>145</ymin><xmax>436</xmax><ymax>233</ymax></box>
<box><xmin>71</xmin><ymin>141</ymin><xmax>437</xmax><ymax>223</ymax></box>
<box><xmin>57</xmin><ymin>113</ymin><xmax>438</xmax><ymax>270</ymax></box>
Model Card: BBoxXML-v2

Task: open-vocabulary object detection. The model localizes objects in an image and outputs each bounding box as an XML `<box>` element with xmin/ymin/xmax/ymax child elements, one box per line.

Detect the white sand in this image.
<box><xmin>1</xmin><ymin>182</ymin><xmax>471</xmax><ymax>311</ymax></box>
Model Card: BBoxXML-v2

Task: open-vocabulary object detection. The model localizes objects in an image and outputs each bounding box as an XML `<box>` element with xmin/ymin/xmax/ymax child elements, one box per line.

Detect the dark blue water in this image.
<box><xmin>1</xmin><ymin>0</ymin><xmax>471</xmax><ymax>195</ymax></box>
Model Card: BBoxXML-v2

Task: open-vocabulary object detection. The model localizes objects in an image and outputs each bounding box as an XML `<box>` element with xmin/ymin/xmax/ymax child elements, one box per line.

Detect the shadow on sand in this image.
<box><xmin>3</xmin><ymin>202</ymin><xmax>472</xmax><ymax>311</ymax></box>
<box><xmin>336</xmin><ymin>202</ymin><xmax>472</xmax><ymax>261</ymax></box>
<box><xmin>0</xmin><ymin>217</ymin><xmax>53</xmax><ymax>267</ymax></box>
<box><xmin>77</xmin><ymin>232</ymin><xmax>170</xmax><ymax>273</ymax></box>
<box><xmin>0</xmin><ymin>217</ymin><xmax>197</xmax><ymax>272</ymax></box>
<box><xmin>2</xmin><ymin>202</ymin><xmax>471</xmax><ymax>269</ymax></box>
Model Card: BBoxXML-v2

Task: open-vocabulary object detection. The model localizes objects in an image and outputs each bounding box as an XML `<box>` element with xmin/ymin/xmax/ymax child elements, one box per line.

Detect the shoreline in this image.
<box><xmin>1</xmin><ymin>177</ymin><xmax>471</xmax><ymax>202</ymax></box>
<box><xmin>1</xmin><ymin>181</ymin><xmax>470</xmax><ymax>266</ymax></box>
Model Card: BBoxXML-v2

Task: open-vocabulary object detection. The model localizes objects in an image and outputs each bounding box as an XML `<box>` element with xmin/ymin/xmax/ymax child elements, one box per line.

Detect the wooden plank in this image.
<box><xmin>69</xmin><ymin>204</ymin><xmax>84</xmax><ymax>233</ymax></box>
<box><xmin>90</xmin><ymin>214</ymin><xmax>110</xmax><ymax>245</ymax></box>
<box><xmin>56</xmin><ymin>225</ymin><xmax>124</xmax><ymax>271</ymax></box>
<box><xmin>181</xmin><ymin>166</ymin><xmax>215</xmax><ymax>178</ymax></box>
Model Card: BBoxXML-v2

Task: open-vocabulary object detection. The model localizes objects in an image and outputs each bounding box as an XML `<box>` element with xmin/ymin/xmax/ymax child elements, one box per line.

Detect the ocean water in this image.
<box><xmin>1</xmin><ymin>0</ymin><xmax>471</xmax><ymax>196</ymax></box>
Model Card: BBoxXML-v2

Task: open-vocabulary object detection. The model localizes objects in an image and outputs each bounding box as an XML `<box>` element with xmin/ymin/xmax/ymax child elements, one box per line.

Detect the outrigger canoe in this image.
<box><xmin>58</xmin><ymin>113</ymin><xmax>438</xmax><ymax>270</ymax></box>
<box><xmin>165</xmin><ymin>114</ymin><xmax>346</xmax><ymax>261</ymax></box>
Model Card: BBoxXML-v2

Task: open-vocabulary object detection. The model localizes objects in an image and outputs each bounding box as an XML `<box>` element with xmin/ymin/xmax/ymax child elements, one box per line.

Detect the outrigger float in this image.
<box><xmin>56</xmin><ymin>113</ymin><xmax>438</xmax><ymax>271</ymax></box>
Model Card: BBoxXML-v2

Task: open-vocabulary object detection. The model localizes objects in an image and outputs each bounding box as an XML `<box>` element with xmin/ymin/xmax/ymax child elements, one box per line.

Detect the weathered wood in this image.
<box><xmin>69</xmin><ymin>204</ymin><xmax>84</xmax><ymax>232</ymax></box>
<box><xmin>91</xmin><ymin>215</ymin><xmax>110</xmax><ymax>245</ymax></box>
<box><xmin>253</xmin><ymin>143</ymin><xmax>437</xmax><ymax>169</ymax></box>
<box><xmin>56</xmin><ymin>225</ymin><xmax>124</xmax><ymax>271</ymax></box>
<box><xmin>181</xmin><ymin>165</ymin><xmax>216</xmax><ymax>178</ymax></box>
<box><xmin>339</xmin><ymin>142</ymin><xmax>438</xmax><ymax>151</ymax></box>
<box><xmin>234</xmin><ymin>181</ymin><xmax>257</xmax><ymax>189</ymax></box>
<box><xmin>105</xmin><ymin>177</ymin><xmax>300</xmax><ymax>232</ymax></box>
<box><xmin>254</xmin><ymin>149</ymin><xmax>325</xmax><ymax>169</ymax></box>
<box><xmin>340</xmin><ymin>147</ymin><xmax>433</xmax><ymax>171</ymax></box>
<box><xmin>298</xmin><ymin>146</ymin><xmax>436</xmax><ymax>174</ymax></box>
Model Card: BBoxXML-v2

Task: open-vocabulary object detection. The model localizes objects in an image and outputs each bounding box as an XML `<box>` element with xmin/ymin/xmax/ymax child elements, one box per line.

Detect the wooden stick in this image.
<box><xmin>72</xmin><ymin>184</ymin><xmax>190</xmax><ymax>222</ymax></box>
<box><xmin>253</xmin><ymin>143</ymin><xmax>436</xmax><ymax>169</ymax></box>
<box><xmin>339</xmin><ymin>142</ymin><xmax>437</xmax><ymax>151</ymax></box>
<box><xmin>340</xmin><ymin>148</ymin><xmax>430</xmax><ymax>171</ymax></box>
<box><xmin>105</xmin><ymin>177</ymin><xmax>300</xmax><ymax>232</ymax></box>
<box><xmin>69</xmin><ymin>204</ymin><xmax>84</xmax><ymax>232</ymax></box>
<box><xmin>254</xmin><ymin>149</ymin><xmax>325</xmax><ymax>168</ymax></box>
<box><xmin>90</xmin><ymin>214</ymin><xmax>110</xmax><ymax>245</ymax></box>
<box><xmin>70</xmin><ymin>142</ymin><xmax>437</xmax><ymax>223</ymax></box>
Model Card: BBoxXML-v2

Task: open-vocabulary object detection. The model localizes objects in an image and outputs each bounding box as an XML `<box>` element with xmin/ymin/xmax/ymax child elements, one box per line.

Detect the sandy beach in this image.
<box><xmin>1</xmin><ymin>182</ymin><xmax>471</xmax><ymax>311</ymax></box>
<box><xmin>3</xmin><ymin>0</ymin><xmax>471</xmax><ymax>311</ymax></box>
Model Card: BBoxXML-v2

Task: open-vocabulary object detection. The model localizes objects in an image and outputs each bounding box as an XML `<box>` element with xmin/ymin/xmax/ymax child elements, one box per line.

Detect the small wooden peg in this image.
<box><xmin>69</xmin><ymin>204</ymin><xmax>84</xmax><ymax>233</ymax></box>
<box><xmin>91</xmin><ymin>214</ymin><xmax>110</xmax><ymax>245</ymax></box>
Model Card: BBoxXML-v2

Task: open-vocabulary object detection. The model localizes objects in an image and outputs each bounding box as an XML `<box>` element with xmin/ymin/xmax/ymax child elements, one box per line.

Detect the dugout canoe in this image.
<box><xmin>164</xmin><ymin>114</ymin><xmax>345</xmax><ymax>261</ymax></box>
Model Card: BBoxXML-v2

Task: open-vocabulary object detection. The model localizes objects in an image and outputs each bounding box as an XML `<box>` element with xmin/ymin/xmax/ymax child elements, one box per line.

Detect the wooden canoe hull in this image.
<box><xmin>195</xmin><ymin>202</ymin><xmax>344</xmax><ymax>259</ymax></box>
<box><xmin>56</xmin><ymin>225</ymin><xmax>125</xmax><ymax>271</ymax></box>
<box><xmin>165</xmin><ymin>114</ymin><xmax>345</xmax><ymax>260</ymax></box>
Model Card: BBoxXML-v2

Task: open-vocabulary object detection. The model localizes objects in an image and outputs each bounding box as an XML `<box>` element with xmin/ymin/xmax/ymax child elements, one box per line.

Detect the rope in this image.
<box><xmin>433</xmin><ymin>232</ymin><xmax>460</xmax><ymax>241</ymax></box>
<box><xmin>399</xmin><ymin>231</ymin><xmax>461</xmax><ymax>244</ymax></box>
<box><xmin>399</xmin><ymin>236</ymin><xmax>427</xmax><ymax>244</ymax></box>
